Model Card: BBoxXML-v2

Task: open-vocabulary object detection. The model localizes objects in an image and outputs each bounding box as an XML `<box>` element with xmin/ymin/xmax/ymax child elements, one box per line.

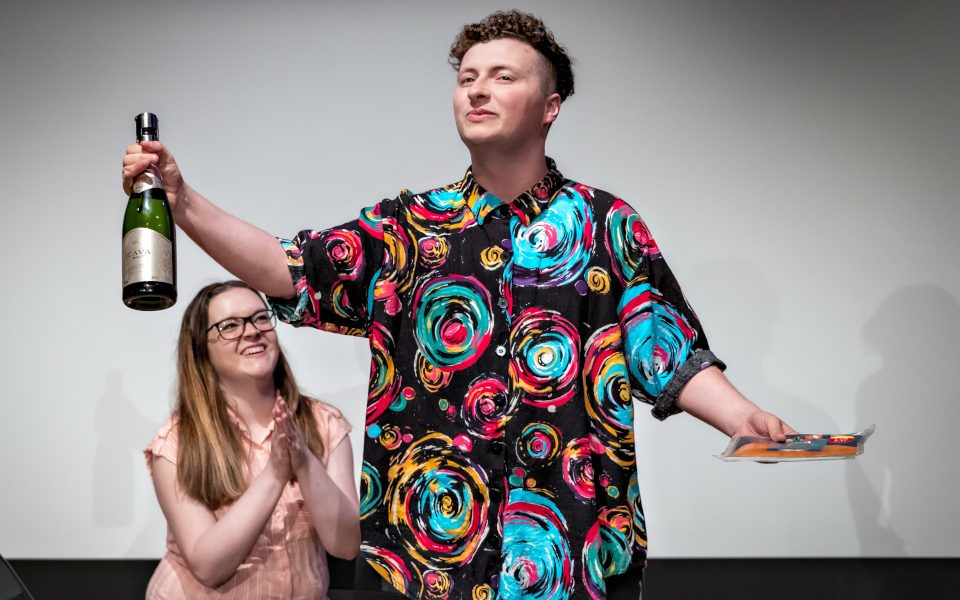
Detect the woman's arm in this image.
<box><xmin>150</xmin><ymin>439</ymin><xmax>291</xmax><ymax>588</ymax></box>
<box><xmin>275</xmin><ymin>398</ymin><xmax>361</xmax><ymax>559</ymax></box>
<box><xmin>296</xmin><ymin>439</ymin><xmax>361</xmax><ymax>559</ymax></box>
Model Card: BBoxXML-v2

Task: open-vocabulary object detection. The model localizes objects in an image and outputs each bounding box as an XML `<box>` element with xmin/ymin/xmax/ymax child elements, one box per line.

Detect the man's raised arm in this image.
<box><xmin>122</xmin><ymin>140</ymin><xmax>294</xmax><ymax>298</ymax></box>
<box><xmin>677</xmin><ymin>366</ymin><xmax>797</xmax><ymax>441</ymax></box>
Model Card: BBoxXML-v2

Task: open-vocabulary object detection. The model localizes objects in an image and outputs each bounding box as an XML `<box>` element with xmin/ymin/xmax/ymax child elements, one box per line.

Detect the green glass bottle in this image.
<box><xmin>122</xmin><ymin>112</ymin><xmax>177</xmax><ymax>310</ymax></box>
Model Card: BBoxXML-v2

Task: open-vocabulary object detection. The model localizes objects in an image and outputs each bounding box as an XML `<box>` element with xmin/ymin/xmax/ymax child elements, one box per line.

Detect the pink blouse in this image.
<box><xmin>144</xmin><ymin>400</ymin><xmax>351</xmax><ymax>600</ymax></box>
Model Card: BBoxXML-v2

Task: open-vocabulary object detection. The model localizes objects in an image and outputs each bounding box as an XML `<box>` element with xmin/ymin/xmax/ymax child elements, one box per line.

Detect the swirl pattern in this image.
<box><xmin>509</xmin><ymin>308</ymin><xmax>580</xmax><ymax>409</ymax></box>
<box><xmin>318</xmin><ymin>228</ymin><xmax>364</xmax><ymax>281</ymax></box>
<box><xmin>500</xmin><ymin>489</ymin><xmax>574</xmax><ymax>600</ymax></box>
<box><xmin>419</xmin><ymin>236</ymin><xmax>449</xmax><ymax>268</ymax></box>
<box><xmin>416</xmin><ymin>351</ymin><xmax>453</xmax><ymax>393</ymax></box>
<box><xmin>386</xmin><ymin>433</ymin><xmax>490</xmax><ymax>568</ymax></box>
<box><xmin>359</xmin><ymin>205</ymin><xmax>384</xmax><ymax>240</ymax></box>
<box><xmin>516</xmin><ymin>422</ymin><xmax>562</xmax><ymax>466</ymax></box>
<box><xmin>586</xmin><ymin>267</ymin><xmax>610</xmax><ymax>294</ymax></box>
<box><xmin>605</xmin><ymin>199</ymin><xmax>660</xmax><ymax>287</ymax></box>
<box><xmin>582</xmin><ymin>325</ymin><xmax>635</xmax><ymax>467</ymax></box>
<box><xmin>471</xmin><ymin>584</ymin><xmax>494</xmax><ymax>600</ymax></box>
<box><xmin>618</xmin><ymin>283</ymin><xmax>697</xmax><ymax>400</ymax></box>
<box><xmin>562</xmin><ymin>438</ymin><xmax>595</xmax><ymax>501</ymax></box>
<box><xmin>329</xmin><ymin>281</ymin><xmax>361</xmax><ymax>321</ymax></box>
<box><xmin>407</xmin><ymin>188</ymin><xmax>477</xmax><ymax>234</ymax></box>
<box><xmin>480</xmin><ymin>245</ymin><xmax>504</xmax><ymax>270</ymax></box>
<box><xmin>413</xmin><ymin>276</ymin><xmax>493</xmax><ymax>371</ymax></box>
<box><xmin>374</xmin><ymin>217</ymin><xmax>417</xmax><ymax>316</ymax></box>
<box><xmin>511</xmin><ymin>185</ymin><xmax>595</xmax><ymax>287</ymax></box>
<box><xmin>368</xmin><ymin>322</ymin><xmax>402</xmax><ymax>425</ymax></box>
<box><xmin>360</xmin><ymin>461</ymin><xmax>384</xmax><ymax>520</ymax></box>
<box><xmin>363</xmin><ymin>545</ymin><xmax>413</xmax><ymax>596</ymax></box>
<box><xmin>422</xmin><ymin>570</ymin><xmax>452</xmax><ymax>600</ymax></box>
<box><xmin>461</xmin><ymin>375</ymin><xmax>514</xmax><ymax>440</ymax></box>
<box><xmin>581</xmin><ymin>506</ymin><xmax>635</xmax><ymax>600</ymax></box>
<box><xmin>379</xmin><ymin>424</ymin><xmax>403</xmax><ymax>450</ymax></box>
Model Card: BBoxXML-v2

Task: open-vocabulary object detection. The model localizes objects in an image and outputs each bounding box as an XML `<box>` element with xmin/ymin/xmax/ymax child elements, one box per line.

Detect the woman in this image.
<box><xmin>144</xmin><ymin>280</ymin><xmax>360</xmax><ymax>599</ymax></box>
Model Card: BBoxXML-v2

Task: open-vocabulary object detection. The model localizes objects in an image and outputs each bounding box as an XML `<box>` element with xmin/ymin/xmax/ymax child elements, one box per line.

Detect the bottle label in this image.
<box><xmin>132</xmin><ymin>167</ymin><xmax>162</xmax><ymax>193</ymax></box>
<box><xmin>122</xmin><ymin>228</ymin><xmax>174</xmax><ymax>286</ymax></box>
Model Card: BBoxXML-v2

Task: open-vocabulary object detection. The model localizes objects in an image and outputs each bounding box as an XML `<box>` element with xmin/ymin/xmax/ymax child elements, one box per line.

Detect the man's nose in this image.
<box><xmin>468</xmin><ymin>79</ymin><xmax>489</xmax><ymax>101</ymax></box>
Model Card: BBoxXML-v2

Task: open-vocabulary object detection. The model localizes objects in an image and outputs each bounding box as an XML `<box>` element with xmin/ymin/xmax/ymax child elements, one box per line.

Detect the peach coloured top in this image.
<box><xmin>144</xmin><ymin>400</ymin><xmax>350</xmax><ymax>600</ymax></box>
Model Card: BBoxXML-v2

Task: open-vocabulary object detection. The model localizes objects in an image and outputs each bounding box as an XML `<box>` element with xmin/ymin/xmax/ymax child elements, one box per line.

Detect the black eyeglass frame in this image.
<box><xmin>207</xmin><ymin>309</ymin><xmax>278</xmax><ymax>340</ymax></box>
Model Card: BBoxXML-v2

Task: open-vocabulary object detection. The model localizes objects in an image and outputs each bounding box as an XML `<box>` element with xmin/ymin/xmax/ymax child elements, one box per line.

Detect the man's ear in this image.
<box><xmin>543</xmin><ymin>92</ymin><xmax>562</xmax><ymax>126</ymax></box>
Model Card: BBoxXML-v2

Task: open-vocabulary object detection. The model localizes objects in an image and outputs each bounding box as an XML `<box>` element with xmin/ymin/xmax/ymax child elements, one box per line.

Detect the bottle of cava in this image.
<box><xmin>122</xmin><ymin>112</ymin><xmax>176</xmax><ymax>310</ymax></box>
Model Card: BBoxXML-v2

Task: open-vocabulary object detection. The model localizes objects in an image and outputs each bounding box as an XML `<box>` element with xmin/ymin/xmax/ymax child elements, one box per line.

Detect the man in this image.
<box><xmin>123</xmin><ymin>10</ymin><xmax>794</xmax><ymax>600</ymax></box>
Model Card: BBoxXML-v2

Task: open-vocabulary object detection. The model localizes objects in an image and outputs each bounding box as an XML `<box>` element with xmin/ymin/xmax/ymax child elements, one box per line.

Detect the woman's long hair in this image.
<box><xmin>175</xmin><ymin>280</ymin><xmax>326</xmax><ymax>510</ymax></box>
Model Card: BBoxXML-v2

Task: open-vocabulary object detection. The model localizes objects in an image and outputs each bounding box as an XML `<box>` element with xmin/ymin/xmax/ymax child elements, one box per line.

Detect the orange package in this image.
<box><xmin>717</xmin><ymin>425</ymin><xmax>875</xmax><ymax>463</ymax></box>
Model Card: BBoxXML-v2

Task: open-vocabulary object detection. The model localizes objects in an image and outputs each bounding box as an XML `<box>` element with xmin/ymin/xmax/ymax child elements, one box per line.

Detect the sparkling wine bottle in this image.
<box><xmin>122</xmin><ymin>112</ymin><xmax>177</xmax><ymax>310</ymax></box>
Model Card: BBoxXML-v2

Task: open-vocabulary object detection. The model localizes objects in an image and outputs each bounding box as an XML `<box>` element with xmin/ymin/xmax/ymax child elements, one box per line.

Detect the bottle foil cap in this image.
<box><xmin>135</xmin><ymin>112</ymin><xmax>159</xmax><ymax>141</ymax></box>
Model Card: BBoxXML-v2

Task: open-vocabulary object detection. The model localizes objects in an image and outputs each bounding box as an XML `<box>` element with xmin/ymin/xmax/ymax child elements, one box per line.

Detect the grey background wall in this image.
<box><xmin>1</xmin><ymin>0</ymin><xmax>957</xmax><ymax>560</ymax></box>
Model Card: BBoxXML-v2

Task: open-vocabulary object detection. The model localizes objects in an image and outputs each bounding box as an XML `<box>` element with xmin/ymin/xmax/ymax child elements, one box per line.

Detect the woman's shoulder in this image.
<box><xmin>305</xmin><ymin>398</ymin><xmax>352</xmax><ymax>444</ymax></box>
<box><xmin>144</xmin><ymin>414</ymin><xmax>181</xmax><ymax>472</ymax></box>
<box><xmin>306</xmin><ymin>398</ymin><xmax>349</xmax><ymax>426</ymax></box>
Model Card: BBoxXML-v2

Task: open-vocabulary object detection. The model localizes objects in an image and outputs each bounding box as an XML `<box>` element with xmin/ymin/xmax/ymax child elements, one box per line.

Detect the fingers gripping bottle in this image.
<box><xmin>122</xmin><ymin>112</ymin><xmax>177</xmax><ymax>310</ymax></box>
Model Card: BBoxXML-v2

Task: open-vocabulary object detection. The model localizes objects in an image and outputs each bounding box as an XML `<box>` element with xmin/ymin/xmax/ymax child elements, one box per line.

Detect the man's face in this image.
<box><xmin>453</xmin><ymin>38</ymin><xmax>560</xmax><ymax>152</ymax></box>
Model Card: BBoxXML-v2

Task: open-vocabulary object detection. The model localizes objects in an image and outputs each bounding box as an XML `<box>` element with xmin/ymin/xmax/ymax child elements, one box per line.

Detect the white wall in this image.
<box><xmin>1</xmin><ymin>0</ymin><xmax>957</xmax><ymax>559</ymax></box>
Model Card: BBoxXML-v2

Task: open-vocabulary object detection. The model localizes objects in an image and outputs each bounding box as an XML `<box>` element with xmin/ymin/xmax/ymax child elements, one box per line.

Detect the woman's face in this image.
<box><xmin>205</xmin><ymin>287</ymin><xmax>279</xmax><ymax>388</ymax></box>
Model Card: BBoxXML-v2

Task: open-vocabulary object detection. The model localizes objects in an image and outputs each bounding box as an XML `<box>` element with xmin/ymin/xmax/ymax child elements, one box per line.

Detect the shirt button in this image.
<box><xmin>491</xmin><ymin>440</ymin><xmax>505</xmax><ymax>454</ymax></box>
<box><xmin>497</xmin><ymin>297</ymin><xmax>508</xmax><ymax>309</ymax></box>
<box><xmin>495</xmin><ymin>345</ymin><xmax>507</xmax><ymax>357</ymax></box>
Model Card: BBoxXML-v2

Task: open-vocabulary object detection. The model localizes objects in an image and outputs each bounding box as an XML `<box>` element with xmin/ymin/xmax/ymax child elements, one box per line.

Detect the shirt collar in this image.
<box><xmin>460</xmin><ymin>157</ymin><xmax>565</xmax><ymax>226</ymax></box>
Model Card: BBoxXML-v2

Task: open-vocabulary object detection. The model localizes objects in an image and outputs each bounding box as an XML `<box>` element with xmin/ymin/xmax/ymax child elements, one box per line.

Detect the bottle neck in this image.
<box><xmin>132</xmin><ymin>164</ymin><xmax>163</xmax><ymax>193</ymax></box>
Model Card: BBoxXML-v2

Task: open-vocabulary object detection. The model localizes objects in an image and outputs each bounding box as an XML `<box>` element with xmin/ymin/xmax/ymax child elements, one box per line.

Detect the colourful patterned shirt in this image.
<box><xmin>269</xmin><ymin>159</ymin><xmax>724</xmax><ymax>600</ymax></box>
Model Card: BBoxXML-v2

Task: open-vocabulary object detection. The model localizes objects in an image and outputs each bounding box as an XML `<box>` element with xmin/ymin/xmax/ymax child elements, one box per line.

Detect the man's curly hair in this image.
<box><xmin>449</xmin><ymin>10</ymin><xmax>575</xmax><ymax>102</ymax></box>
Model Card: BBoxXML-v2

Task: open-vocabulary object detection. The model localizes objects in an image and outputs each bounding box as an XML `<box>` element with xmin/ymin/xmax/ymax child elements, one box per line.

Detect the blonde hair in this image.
<box><xmin>174</xmin><ymin>280</ymin><xmax>325</xmax><ymax>509</ymax></box>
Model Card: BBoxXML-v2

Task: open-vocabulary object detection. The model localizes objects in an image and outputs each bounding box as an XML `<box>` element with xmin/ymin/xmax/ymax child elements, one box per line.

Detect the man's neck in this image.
<box><xmin>469</xmin><ymin>146</ymin><xmax>548</xmax><ymax>202</ymax></box>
